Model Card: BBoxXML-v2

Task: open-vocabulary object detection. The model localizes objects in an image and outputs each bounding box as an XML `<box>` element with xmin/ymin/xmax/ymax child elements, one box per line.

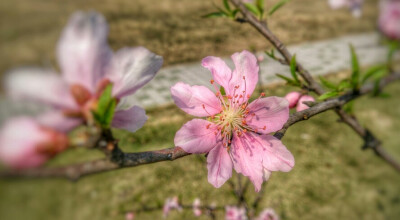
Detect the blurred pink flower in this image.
<box><xmin>163</xmin><ymin>196</ymin><xmax>182</xmax><ymax>218</ymax></box>
<box><xmin>193</xmin><ymin>198</ymin><xmax>202</xmax><ymax>217</ymax></box>
<box><xmin>379</xmin><ymin>0</ymin><xmax>400</xmax><ymax>40</ymax></box>
<box><xmin>255</xmin><ymin>208</ymin><xmax>279</xmax><ymax>220</ymax></box>
<box><xmin>125</xmin><ymin>212</ymin><xmax>135</xmax><ymax>220</ymax></box>
<box><xmin>171</xmin><ymin>51</ymin><xmax>294</xmax><ymax>192</ymax></box>
<box><xmin>5</xmin><ymin>11</ymin><xmax>163</xmax><ymax>133</ymax></box>
<box><xmin>257</xmin><ymin>55</ymin><xmax>264</xmax><ymax>62</ymax></box>
<box><xmin>284</xmin><ymin>91</ymin><xmax>302</xmax><ymax>109</ymax></box>
<box><xmin>225</xmin><ymin>206</ymin><xmax>247</xmax><ymax>220</ymax></box>
<box><xmin>328</xmin><ymin>0</ymin><xmax>363</xmax><ymax>17</ymax></box>
<box><xmin>296</xmin><ymin>95</ymin><xmax>315</xmax><ymax>112</ymax></box>
<box><xmin>0</xmin><ymin>117</ymin><xmax>68</xmax><ymax>169</ymax></box>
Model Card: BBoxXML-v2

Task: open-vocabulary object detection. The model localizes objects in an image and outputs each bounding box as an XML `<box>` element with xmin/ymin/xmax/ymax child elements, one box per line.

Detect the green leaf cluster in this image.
<box><xmin>92</xmin><ymin>84</ymin><xmax>117</xmax><ymax>128</ymax></box>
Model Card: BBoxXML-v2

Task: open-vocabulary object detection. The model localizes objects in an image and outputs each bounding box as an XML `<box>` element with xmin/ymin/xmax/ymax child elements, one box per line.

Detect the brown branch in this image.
<box><xmin>229</xmin><ymin>0</ymin><xmax>400</xmax><ymax>172</ymax></box>
<box><xmin>1</xmin><ymin>73</ymin><xmax>399</xmax><ymax>179</ymax></box>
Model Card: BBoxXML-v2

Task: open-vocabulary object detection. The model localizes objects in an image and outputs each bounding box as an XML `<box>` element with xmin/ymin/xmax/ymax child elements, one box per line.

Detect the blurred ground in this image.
<box><xmin>0</xmin><ymin>0</ymin><xmax>379</xmax><ymax>76</ymax></box>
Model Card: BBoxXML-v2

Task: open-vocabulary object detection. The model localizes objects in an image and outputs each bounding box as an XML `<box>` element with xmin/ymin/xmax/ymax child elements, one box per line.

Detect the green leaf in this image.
<box><xmin>244</xmin><ymin>3</ymin><xmax>261</xmax><ymax>17</ymax></box>
<box><xmin>264</xmin><ymin>49</ymin><xmax>275</xmax><ymax>59</ymax></box>
<box><xmin>202</xmin><ymin>11</ymin><xmax>228</xmax><ymax>18</ymax></box>
<box><xmin>276</xmin><ymin>73</ymin><xmax>298</xmax><ymax>86</ymax></box>
<box><xmin>223</xmin><ymin>0</ymin><xmax>231</xmax><ymax>11</ymax></box>
<box><xmin>290</xmin><ymin>54</ymin><xmax>299</xmax><ymax>83</ymax></box>
<box><xmin>362</xmin><ymin>65</ymin><xmax>387</xmax><ymax>84</ymax></box>
<box><xmin>256</xmin><ymin>0</ymin><xmax>265</xmax><ymax>17</ymax></box>
<box><xmin>319</xmin><ymin>76</ymin><xmax>336</xmax><ymax>89</ymax></box>
<box><xmin>318</xmin><ymin>91</ymin><xmax>339</xmax><ymax>100</ymax></box>
<box><xmin>338</xmin><ymin>80</ymin><xmax>352</xmax><ymax>91</ymax></box>
<box><xmin>350</xmin><ymin>44</ymin><xmax>360</xmax><ymax>89</ymax></box>
<box><xmin>268</xmin><ymin>0</ymin><xmax>290</xmax><ymax>16</ymax></box>
<box><xmin>94</xmin><ymin>84</ymin><xmax>117</xmax><ymax>128</ymax></box>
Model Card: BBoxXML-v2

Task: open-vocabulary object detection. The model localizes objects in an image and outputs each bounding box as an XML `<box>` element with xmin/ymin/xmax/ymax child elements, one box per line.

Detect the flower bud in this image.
<box><xmin>296</xmin><ymin>95</ymin><xmax>315</xmax><ymax>112</ymax></box>
<box><xmin>0</xmin><ymin>117</ymin><xmax>68</xmax><ymax>169</ymax></box>
<box><xmin>284</xmin><ymin>92</ymin><xmax>302</xmax><ymax>108</ymax></box>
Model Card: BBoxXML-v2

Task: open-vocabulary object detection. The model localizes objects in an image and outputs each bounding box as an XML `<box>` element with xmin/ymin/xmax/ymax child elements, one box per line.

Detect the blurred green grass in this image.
<box><xmin>0</xmin><ymin>0</ymin><xmax>380</xmax><ymax>78</ymax></box>
<box><xmin>1</xmin><ymin>72</ymin><xmax>399</xmax><ymax>220</ymax></box>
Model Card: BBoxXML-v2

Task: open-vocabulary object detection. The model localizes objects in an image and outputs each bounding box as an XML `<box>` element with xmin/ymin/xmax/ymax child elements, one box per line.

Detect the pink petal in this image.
<box><xmin>171</xmin><ymin>82</ymin><xmax>222</xmax><ymax>117</ymax></box>
<box><xmin>284</xmin><ymin>91</ymin><xmax>301</xmax><ymax>109</ymax></box>
<box><xmin>37</xmin><ymin>111</ymin><xmax>83</xmax><ymax>132</ymax></box>
<box><xmin>57</xmin><ymin>11</ymin><xmax>112</xmax><ymax>92</ymax></box>
<box><xmin>231</xmin><ymin>133</ymin><xmax>264</xmax><ymax>192</ymax></box>
<box><xmin>108</xmin><ymin>47</ymin><xmax>163</xmax><ymax>99</ymax></box>
<box><xmin>0</xmin><ymin>117</ymin><xmax>49</xmax><ymax>169</ymax></box>
<box><xmin>5</xmin><ymin>68</ymin><xmax>77</xmax><ymax>110</ymax></box>
<box><xmin>328</xmin><ymin>0</ymin><xmax>348</xmax><ymax>9</ymax></box>
<box><xmin>174</xmin><ymin>119</ymin><xmax>219</xmax><ymax>154</ymax></box>
<box><xmin>201</xmin><ymin>56</ymin><xmax>232</xmax><ymax>91</ymax></box>
<box><xmin>296</xmin><ymin>95</ymin><xmax>315</xmax><ymax>112</ymax></box>
<box><xmin>207</xmin><ymin>143</ymin><xmax>233</xmax><ymax>188</ymax></box>
<box><xmin>246</xmin><ymin>97</ymin><xmax>289</xmax><ymax>134</ymax></box>
<box><xmin>111</xmin><ymin>106</ymin><xmax>147</xmax><ymax>133</ymax></box>
<box><xmin>229</xmin><ymin>50</ymin><xmax>259</xmax><ymax>103</ymax></box>
<box><xmin>250</xmin><ymin>134</ymin><xmax>295</xmax><ymax>172</ymax></box>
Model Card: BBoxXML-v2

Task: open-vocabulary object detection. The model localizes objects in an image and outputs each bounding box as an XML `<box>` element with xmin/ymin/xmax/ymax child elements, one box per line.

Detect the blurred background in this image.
<box><xmin>1</xmin><ymin>0</ymin><xmax>400</xmax><ymax>219</ymax></box>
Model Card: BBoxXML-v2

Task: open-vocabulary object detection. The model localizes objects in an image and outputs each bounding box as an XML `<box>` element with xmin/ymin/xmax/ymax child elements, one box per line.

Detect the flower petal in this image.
<box><xmin>37</xmin><ymin>111</ymin><xmax>83</xmax><ymax>132</ymax></box>
<box><xmin>57</xmin><ymin>11</ymin><xmax>112</xmax><ymax>92</ymax></box>
<box><xmin>231</xmin><ymin>133</ymin><xmax>264</xmax><ymax>192</ymax></box>
<box><xmin>207</xmin><ymin>143</ymin><xmax>233</xmax><ymax>188</ymax></box>
<box><xmin>246</xmin><ymin>97</ymin><xmax>289</xmax><ymax>134</ymax></box>
<box><xmin>250</xmin><ymin>133</ymin><xmax>295</xmax><ymax>172</ymax></box>
<box><xmin>111</xmin><ymin>106</ymin><xmax>147</xmax><ymax>133</ymax></box>
<box><xmin>174</xmin><ymin>119</ymin><xmax>219</xmax><ymax>154</ymax></box>
<box><xmin>0</xmin><ymin>117</ymin><xmax>49</xmax><ymax>169</ymax></box>
<box><xmin>171</xmin><ymin>82</ymin><xmax>222</xmax><ymax>117</ymax></box>
<box><xmin>5</xmin><ymin>68</ymin><xmax>77</xmax><ymax>109</ymax></box>
<box><xmin>201</xmin><ymin>56</ymin><xmax>232</xmax><ymax>91</ymax></box>
<box><xmin>229</xmin><ymin>50</ymin><xmax>259</xmax><ymax>103</ymax></box>
<box><xmin>108</xmin><ymin>47</ymin><xmax>163</xmax><ymax>99</ymax></box>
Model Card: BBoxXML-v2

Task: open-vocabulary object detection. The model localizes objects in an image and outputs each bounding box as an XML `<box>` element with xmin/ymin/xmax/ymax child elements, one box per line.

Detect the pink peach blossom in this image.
<box><xmin>225</xmin><ymin>206</ymin><xmax>247</xmax><ymax>220</ymax></box>
<box><xmin>328</xmin><ymin>0</ymin><xmax>363</xmax><ymax>17</ymax></box>
<box><xmin>171</xmin><ymin>51</ymin><xmax>294</xmax><ymax>192</ymax></box>
<box><xmin>296</xmin><ymin>95</ymin><xmax>315</xmax><ymax>112</ymax></box>
<box><xmin>379</xmin><ymin>0</ymin><xmax>400</xmax><ymax>40</ymax></box>
<box><xmin>284</xmin><ymin>92</ymin><xmax>302</xmax><ymax>109</ymax></box>
<box><xmin>5</xmin><ymin>11</ymin><xmax>162</xmax><ymax>133</ymax></box>
<box><xmin>163</xmin><ymin>196</ymin><xmax>182</xmax><ymax>218</ymax></box>
<box><xmin>0</xmin><ymin>117</ymin><xmax>68</xmax><ymax>169</ymax></box>
<box><xmin>255</xmin><ymin>208</ymin><xmax>279</xmax><ymax>220</ymax></box>
<box><xmin>193</xmin><ymin>198</ymin><xmax>202</xmax><ymax>217</ymax></box>
<box><xmin>125</xmin><ymin>212</ymin><xmax>135</xmax><ymax>220</ymax></box>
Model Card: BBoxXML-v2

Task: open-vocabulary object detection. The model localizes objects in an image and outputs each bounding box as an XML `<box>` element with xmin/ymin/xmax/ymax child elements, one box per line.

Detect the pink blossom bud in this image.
<box><xmin>255</xmin><ymin>208</ymin><xmax>279</xmax><ymax>220</ymax></box>
<box><xmin>225</xmin><ymin>206</ymin><xmax>247</xmax><ymax>220</ymax></box>
<box><xmin>193</xmin><ymin>198</ymin><xmax>202</xmax><ymax>217</ymax></box>
<box><xmin>379</xmin><ymin>0</ymin><xmax>400</xmax><ymax>40</ymax></box>
<box><xmin>0</xmin><ymin>117</ymin><xmax>69</xmax><ymax>169</ymax></box>
<box><xmin>257</xmin><ymin>55</ymin><xmax>264</xmax><ymax>62</ymax></box>
<box><xmin>125</xmin><ymin>212</ymin><xmax>135</xmax><ymax>220</ymax></box>
<box><xmin>284</xmin><ymin>92</ymin><xmax>302</xmax><ymax>108</ymax></box>
<box><xmin>296</xmin><ymin>95</ymin><xmax>315</xmax><ymax>112</ymax></box>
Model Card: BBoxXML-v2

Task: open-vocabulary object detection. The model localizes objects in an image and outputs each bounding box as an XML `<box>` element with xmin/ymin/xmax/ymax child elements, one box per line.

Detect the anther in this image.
<box><xmin>210</xmin><ymin>79</ymin><xmax>214</xmax><ymax>84</ymax></box>
<box><xmin>206</xmin><ymin>124</ymin><xmax>211</xmax><ymax>129</ymax></box>
<box><xmin>261</xmin><ymin>92</ymin><xmax>265</xmax><ymax>97</ymax></box>
<box><xmin>263</xmin><ymin>126</ymin><xmax>266</xmax><ymax>130</ymax></box>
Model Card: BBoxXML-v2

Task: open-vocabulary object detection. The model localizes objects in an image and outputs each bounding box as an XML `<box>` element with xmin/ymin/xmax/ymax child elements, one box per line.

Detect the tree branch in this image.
<box><xmin>1</xmin><ymin>73</ymin><xmax>399</xmax><ymax>179</ymax></box>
